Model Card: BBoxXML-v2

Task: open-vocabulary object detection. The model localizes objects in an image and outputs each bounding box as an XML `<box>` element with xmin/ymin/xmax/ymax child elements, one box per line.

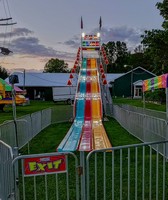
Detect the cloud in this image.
<box><xmin>64</xmin><ymin>35</ymin><xmax>80</xmax><ymax>48</ymax></box>
<box><xmin>10</xmin><ymin>36</ymin><xmax>76</xmax><ymax>60</ymax></box>
<box><xmin>0</xmin><ymin>27</ymin><xmax>76</xmax><ymax>61</ymax></box>
<box><xmin>100</xmin><ymin>26</ymin><xmax>145</xmax><ymax>49</ymax></box>
<box><xmin>10</xmin><ymin>36</ymin><xmax>57</xmax><ymax>56</ymax></box>
<box><xmin>2</xmin><ymin>25</ymin><xmax>145</xmax><ymax>67</ymax></box>
<box><xmin>64</xmin><ymin>26</ymin><xmax>145</xmax><ymax>50</ymax></box>
<box><xmin>0</xmin><ymin>28</ymin><xmax>34</xmax><ymax>38</ymax></box>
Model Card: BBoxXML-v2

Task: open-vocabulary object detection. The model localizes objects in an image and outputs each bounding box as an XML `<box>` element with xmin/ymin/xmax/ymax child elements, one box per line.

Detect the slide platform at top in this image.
<box><xmin>57</xmin><ymin>58</ymin><xmax>112</xmax><ymax>152</ymax></box>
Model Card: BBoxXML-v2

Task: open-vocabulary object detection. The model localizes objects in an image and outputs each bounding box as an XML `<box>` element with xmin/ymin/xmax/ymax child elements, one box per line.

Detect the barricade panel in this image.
<box><xmin>31</xmin><ymin>111</ymin><xmax>42</xmax><ymax>138</ymax></box>
<box><xmin>0</xmin><ymin>121</ymin><xmax>16</xmax><ymax>147</ymax></box>
<box><xmin>41</xmin><ymin>108</ymin><xmax>52</xmax><ymax>129</ymax></box>
<box><xmin>113</xmin><ymin>105</ymin><xmax>168</xmax><ymax>146</ymax></box>
<box><xmin>12</xmin><ymin>152</ymin><xmax>79</xmax><ymax>200</ymax></box>
<box><xmin>86</xmin><ymin>141</ymin><xmax>168</xmax><ymax>200</ymax></box>
<box><xmin>0</xmin><ymin>140</ymin><xmax>14</xmax><ymax>200</ymax></box>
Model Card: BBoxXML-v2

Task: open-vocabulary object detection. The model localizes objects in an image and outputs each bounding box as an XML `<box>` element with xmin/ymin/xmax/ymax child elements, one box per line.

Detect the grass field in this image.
<box><xmin>113</xmin><ymin>97</ymin><xmax>166</xmax><ymax>112</ymax></box>
<box><xmin>0</xmin><ymin>98</ymin><xmax>166</xmax><ymax>125</ymax></box>
<box><xmin>8</xmin><ymin>99</ymin><xmax>166</xmax><ymax>199</ymax></box>
<box><xmin>19</xmin><ymin>118</ymin><xmax>142</xmax><ymax>199</ymax></box>
<box><xmin>19</xmin><ymin>117</ymin><xmax>168</xmax><ymax>200</ymax></box>
<box><xmin>21</xmin><ymin>118</ymin><xmax>140</xmax><ymax>155</ymax></box>
<box><xmin>0</xmin><ymin>100</ymin><xmax>70</xmax><ymax>124</ymax></box>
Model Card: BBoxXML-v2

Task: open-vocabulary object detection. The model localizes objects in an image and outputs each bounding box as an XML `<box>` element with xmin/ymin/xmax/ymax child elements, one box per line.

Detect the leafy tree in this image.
<box><xmin>115</xmin><ymin>41</ymin><xmax>129</xmax><ymax>71</ymax></box>
<box><xmin>44</xmin><ymin>58</ymin><xmax>69</xmax><ymax>73</ymax></box>
<box><xmin>103</xmin><ymin>41</ymin><xmax>129</xmax><ymax>73</ymax></box>
<box><xmin>141</xmin><ymin>1</ymin><xmax>168</xmax><ymax>75</ymax></box>
<box><xmin>103</xmin><ymin>42</ymin><xmax>116</xmax><ymax>64</ymax></box>
<box><xmin>127</xmin><ymin>51</ymin><xmax>154</xmax><ymax>72</ymax></box>
<box><xmin>0</xmin><ymin>66</ymin><xmax>9</xmax><ymax>79</ymax></box>
<box><xmin>156</xmin><ymin>0</ymin><xmax>168</xmax><ymax>29</ymax></box>
<box><xmin>141</xmin><ymin>30</ymin><xmax>168</xmax><ymax>74</ymax></box>
<box><xmin>134</xmin><ymin>44</ymin><xmax>144</xmax><ymax>53</ymax></box>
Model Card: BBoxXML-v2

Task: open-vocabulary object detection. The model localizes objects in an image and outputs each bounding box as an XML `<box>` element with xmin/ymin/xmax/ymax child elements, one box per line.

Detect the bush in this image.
<box><xmin>145</xmin><ymin>89</ymin><xmax>166</xmax><ymax>103</ymax></box>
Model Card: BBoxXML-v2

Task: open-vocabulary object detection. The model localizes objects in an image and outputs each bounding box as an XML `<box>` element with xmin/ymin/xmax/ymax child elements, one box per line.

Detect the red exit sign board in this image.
<box><xmin>24</xmin><ymin>155</ymin><xmax>66</xmax><ymax>176</ymax></box>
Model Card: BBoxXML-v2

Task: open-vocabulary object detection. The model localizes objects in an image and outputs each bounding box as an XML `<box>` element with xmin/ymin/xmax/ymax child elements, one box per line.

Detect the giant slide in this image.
<box><xmin>57</xmin><ymin>57</ymin><xmax>112</xmax><ymax>152</ymax></box>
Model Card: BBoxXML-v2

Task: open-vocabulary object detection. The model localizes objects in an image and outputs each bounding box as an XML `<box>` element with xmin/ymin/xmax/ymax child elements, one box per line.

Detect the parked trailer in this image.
<box><xmin>52</xmin><ymin>86</ymin><xmax>76</xmax><ymax>104</ymax></box>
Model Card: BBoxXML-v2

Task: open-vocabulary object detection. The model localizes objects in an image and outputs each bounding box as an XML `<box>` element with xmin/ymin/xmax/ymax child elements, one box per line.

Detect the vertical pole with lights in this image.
<box><xmin>9</xmin><ymin>74</ymin><xmax>19</xmax><ymax>147</ymax></box>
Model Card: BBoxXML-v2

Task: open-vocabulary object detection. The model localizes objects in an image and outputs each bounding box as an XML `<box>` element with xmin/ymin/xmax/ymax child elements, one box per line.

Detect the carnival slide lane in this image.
<box><xmin>57</xmin><ymin>58</ymin><xmax>111</xmax><ymax>152</ymax></box>
<box><xmin>90</xmin><ymin>59</ymin><xmax>111</xmax><ymax>150</ymax></box>
<box><xmin>57</xmin><ymin>59</ymin><xmax>87</xmax><ymax>152</ymax></box>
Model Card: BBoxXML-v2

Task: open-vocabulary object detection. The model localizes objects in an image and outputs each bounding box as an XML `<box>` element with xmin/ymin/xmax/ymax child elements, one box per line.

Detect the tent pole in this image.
<box><xmin>166</xmin><ymin>88</ymin><xmax>168</xmax><ymax>121</ymax></box>
<box><xmin>143</xmin><ymin>91</ymin><xmax>145</xmax><ymax>110</ymax></box>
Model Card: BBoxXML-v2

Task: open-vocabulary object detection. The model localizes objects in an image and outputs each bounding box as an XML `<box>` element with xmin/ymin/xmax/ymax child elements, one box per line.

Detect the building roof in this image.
<box><xmin>5</xmin><ymin>72</ymin><xmax>124</xmax><ymax>87</ymax></box>
<box><xmin>5</xmin><ymin>72</ymin><xmax>78</xmax><ymax>87</ymax></box>
<box><xmin>106</xmin><ymin>73</ymin><xmax>124</xmax><ymax>83</ymax></box>
<box><xmin>5</xmin><ymin>68</ymin><xmax>153</xmax><ymax>88</ymax></box>
<box><xmin>113</xmin><ymin>66</ymin><xmax>156</xmax><ymax>81</ymax></box>
<box><xmin>133</xmin><ymin>80</ymin><xmax>143</xmax><ymax>86</ymax></box>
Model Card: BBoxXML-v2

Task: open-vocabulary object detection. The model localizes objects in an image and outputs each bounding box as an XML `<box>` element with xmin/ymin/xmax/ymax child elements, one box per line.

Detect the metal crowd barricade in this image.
<box><xmin>86</xmin><ymin>141</ymin><xmax>168</xmax><ymax>200</ymax></box>
<box><xmin>0</xmin><ymin>121</ymin><xmax>16</xmax><ymax>147</ymax></box>
<box><xmin>0</xmin><ymin>108</ymin><xmax>53</xmax><ymax>149</ymax></box>
<box><xmin>12</xmin><ymin>152</ymin><xmax>79</xmax><ymax>200</ymax></box>
<box><xmin>113</xmin><ymin>105</ymin><xmax>168</xmax><ymax>143</ymax></box>
<box><xmin>0</xmin><ymin>140</ymin><xmax>14</xmax><ymax>200</ymax></box>
<box><xmin>41</xmin><ymin>108</ymin><xmax>52</xmax><ymax>129</ymax></box>
<box><xmin>119</xmin><ymin>104</ymin><xmax>166</xmax><ymax>120</ymax></box>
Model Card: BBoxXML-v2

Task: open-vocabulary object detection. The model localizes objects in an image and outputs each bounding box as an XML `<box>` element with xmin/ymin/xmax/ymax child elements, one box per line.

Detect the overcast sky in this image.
<box><xmin>0</xmin><ymin>0</ymin><xmax>163</xmax><ymax>72</ymax></box>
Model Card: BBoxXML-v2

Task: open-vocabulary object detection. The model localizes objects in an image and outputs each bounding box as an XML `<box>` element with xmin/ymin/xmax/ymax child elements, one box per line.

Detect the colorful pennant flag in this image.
<box><xmin>143</xmin><ymin>73</ymin><xmax>168</xmax><ymax>92</ymax></box>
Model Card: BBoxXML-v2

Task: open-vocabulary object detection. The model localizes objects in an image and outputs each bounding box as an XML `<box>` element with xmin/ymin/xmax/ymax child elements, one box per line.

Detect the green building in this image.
<box><xmin>111</xmin><ymin>67</ymin><xmax>156</xmax><ymax>98</ymax></box>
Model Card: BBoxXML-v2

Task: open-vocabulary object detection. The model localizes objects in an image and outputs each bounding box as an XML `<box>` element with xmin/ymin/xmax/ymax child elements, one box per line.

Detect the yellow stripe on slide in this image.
<box><xmin>91</xmin><ymin>58</ymin><xmax>96</xmax><ymax>69</ymax></box>
<box><xmin>92</xmin><ymin>123</ymin><xmax>112</xmax><ymax>150</ymax></box>
<box><xmin>91</xmin><ymin>81</ymin><xmax>99</xmax><ymax>93</ymax></box>
<box><xmin>91</xmin><ymin>99</ymin><xmax>101</xmax><ymax>120</ymax></box>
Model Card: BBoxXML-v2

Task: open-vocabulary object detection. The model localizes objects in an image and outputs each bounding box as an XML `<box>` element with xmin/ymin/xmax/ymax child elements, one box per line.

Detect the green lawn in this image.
<box><xmin>19</xmin><ymin>118</ymin><xmax>141</xmax><ymax>200</ymax></box>
<box><xmin>11</xmin><ymin>99</ymin><xmax>167</xmax><ymax>200</ymax></box>
<box><xmin>19</xmin><ymin>118</ymin><xmax>168</xmax><ymax>200</ymax></box>
<box><xmin>1</xmin><ymin>98</ymin><xmax>166</xmax><ymax>125</ymax></box>
<box><xmin>113</xmin><ymin>97</ymin><xmax>166</xmax><ymax>112</ymax></box>
<box><xmin>21</xmin><ymin>118</ymin><xmax>140</xmax><ymax>155</ymax></box>
<box><xmin>1</xmin><ymin>91</ymin><xmax>167</xmax><ymax>198</ymax></box>
<box><xmin>0</xmin><ymin>100</ymin><xmax>70</xmax><ymax>124</ymax></box>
